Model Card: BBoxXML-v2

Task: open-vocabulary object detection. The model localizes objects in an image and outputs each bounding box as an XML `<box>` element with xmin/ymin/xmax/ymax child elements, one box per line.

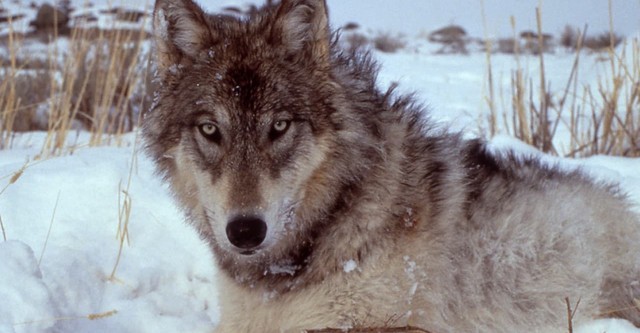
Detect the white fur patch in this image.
<box><xmin>154</xmin><ymin>9</ymin><xmax>170</xmax><ymax>41</ymax></box>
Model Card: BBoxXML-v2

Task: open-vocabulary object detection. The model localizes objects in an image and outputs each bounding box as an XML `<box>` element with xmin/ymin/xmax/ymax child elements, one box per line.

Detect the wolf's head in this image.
<box><xmin>144</xmin><ymin>0</ymin><xmax>387</xmax><ymax>285</ymax></box>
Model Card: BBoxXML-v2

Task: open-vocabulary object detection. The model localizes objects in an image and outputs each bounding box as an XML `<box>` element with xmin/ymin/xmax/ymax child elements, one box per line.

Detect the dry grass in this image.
<box><xmin>566</xmin><ymin>39</ymin><xmax>639</xmax><ymax>157</ymax></box>
<box><xmin>0</xmin><ymin>214</ymin><xmax>6</xmax><ymax>242</ymax></box>
<box><xmin>38</xmin><ymin>190</ymin><xmax>60</xmax><ymax>267</ymax></box>
<box><xmin>109</xmin><ymin>136</ymin><xmax>139</xmax><ymax>281</ymax></box>
<box><xmin>484</xmin><ymin>6</ymin><xmax>639</xmax><ymax>157</ymax></box>
<box><xmin>11</xmin><ymin>309</ymin><xmax>118</xmax><ymax>327</ymax></box>
<box><xmin>0</xmin><ymin>10</ymin><xmax>151</xmax><ymax>157</ymax></box>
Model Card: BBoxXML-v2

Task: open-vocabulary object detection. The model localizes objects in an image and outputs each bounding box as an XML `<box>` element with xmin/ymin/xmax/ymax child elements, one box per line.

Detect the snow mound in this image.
<box><xmin>0</xmin><ymin>241</ymin><xmax>58</xmax><ymax>333</ymax></box>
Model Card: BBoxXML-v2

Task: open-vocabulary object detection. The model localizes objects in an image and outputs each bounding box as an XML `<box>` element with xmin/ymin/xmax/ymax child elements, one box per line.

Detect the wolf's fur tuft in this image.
<box><xmin>144</xmin><ymin>0</ymin><xmax>640</xmax><ymax>332</ymax></box>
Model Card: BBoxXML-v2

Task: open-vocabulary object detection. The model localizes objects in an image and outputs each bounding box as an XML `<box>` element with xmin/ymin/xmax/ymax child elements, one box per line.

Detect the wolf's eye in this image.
<box><xmin>198</xmin><ymin>122</ymin><xmax>221</xmax><ymax>143</ymax></box>
<box><xmin>269</xmin><ymin>120</ymin><xmax>291</xmax><ymax>141</ymax></box>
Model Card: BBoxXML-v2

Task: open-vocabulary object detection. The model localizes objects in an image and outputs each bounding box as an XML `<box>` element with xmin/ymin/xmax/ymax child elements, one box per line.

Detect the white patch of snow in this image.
<box><xmin>403</xmin><ymin>255</ymin><xmax>417</xmax><ymax>280</ymax></box>
<box><xmin>403</xmin><ymin>207</ymin><xmax>415</xmax><ymax>227</ymax></box>
<box><xmin>408</xmin><ymin>282</ymin><xmax>419</xmax><ymax>296</ymax></box>
<box><xmin>576</xmin><ymin>319</ymin><xmax>640</xmax><ymax>333</ymax></box>
<box><xmin>168</xmin><ymin>64</ymin><xmax>183</xmax><ymax>75</ymax></box>
<box><xmin>0</xmin><ymin>241</ymin><xmax>58</xmax><ymax>333</ymax></box>
<box><xmin>343</xmin><ymin>259</ymin><xmax>358</xmax><ymax>273</ymax></box>
<box><xmin>262</xmin><ymin>290</ymin><xmax>278</xmax><ymax>303</ymax></box>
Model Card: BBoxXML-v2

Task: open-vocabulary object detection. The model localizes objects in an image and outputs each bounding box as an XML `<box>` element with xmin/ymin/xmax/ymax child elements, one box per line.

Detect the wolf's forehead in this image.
<box><xmin>194</xmin><ymin>58</ymin><xmax>283</xmax><ymax>120</ymax></box>
<box><xmin>222</xmin><ymin>62</ymin><xmax>270</xmax><ymax>110</ymax></box>
<box><xmin>225</xmin><ymin>61</ymin><xmax>264</xmax><ymax>89</ymax></box>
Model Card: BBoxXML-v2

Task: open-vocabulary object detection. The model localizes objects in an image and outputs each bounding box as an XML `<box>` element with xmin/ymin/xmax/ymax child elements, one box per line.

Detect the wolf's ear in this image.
<box><xmin>153</xmin><ymin>0</ymin><xmax>215</xmax><ymax>70</ymax></box>
<box><xmin>272</xmin><ymin>0</ymin><xmax>330</xmax><ymax>66</ymax></box>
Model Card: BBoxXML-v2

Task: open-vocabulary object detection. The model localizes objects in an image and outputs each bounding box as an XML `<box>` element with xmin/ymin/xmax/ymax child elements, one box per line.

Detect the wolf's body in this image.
<box><xmin>143</xmin><ymin>0</ymin><xmax>640</xmax><ymax>332</ymax></box>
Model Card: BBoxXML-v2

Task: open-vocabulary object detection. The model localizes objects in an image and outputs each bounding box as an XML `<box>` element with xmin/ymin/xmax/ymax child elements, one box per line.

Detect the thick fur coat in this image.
<box><xmin>143</xmin><ymin>0</ymin><xmax>640</xmax><ymax>332</ymax></box>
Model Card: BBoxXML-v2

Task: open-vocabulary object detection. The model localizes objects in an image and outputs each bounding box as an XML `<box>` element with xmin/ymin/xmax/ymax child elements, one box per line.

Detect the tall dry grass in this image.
<box><xmin>483</xmin><ymin>5</ymin><xmax>639</xmax><ymax>157</ymax></box>
<box><xmin>0</xmin><ymin>10</ymin><xmax>152</xmax><ymax>157</ymax></box>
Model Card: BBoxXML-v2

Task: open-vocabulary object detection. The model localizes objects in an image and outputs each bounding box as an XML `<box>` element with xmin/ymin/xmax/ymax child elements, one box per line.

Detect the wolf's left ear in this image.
<box><xmin>153</xmin><ymin>0</ymin><xmax>215</xmax><ymax>70</ymax></box>
<box><xmin>272</xmin><ymin>0</ymin><xmax>330</xmax><ymax>66</ymax></box>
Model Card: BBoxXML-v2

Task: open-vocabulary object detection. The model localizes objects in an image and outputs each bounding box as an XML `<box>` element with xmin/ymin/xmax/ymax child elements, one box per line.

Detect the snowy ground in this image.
<box><xmin>1</xmin><ymin>2</ymin><xmax>640</xmax><ymax>333</ymax></box>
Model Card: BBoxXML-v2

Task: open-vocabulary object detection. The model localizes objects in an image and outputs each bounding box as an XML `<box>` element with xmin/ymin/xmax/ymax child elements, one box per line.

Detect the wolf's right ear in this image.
<box><xmin>272</xmin><ymin>0</ymin><xmax>330</xmax><ymax>67</ymax></box>
<box><xmin>153</xmin><ymin>0</ymin><xmax>215</xmax><ymax>70</ymax></box>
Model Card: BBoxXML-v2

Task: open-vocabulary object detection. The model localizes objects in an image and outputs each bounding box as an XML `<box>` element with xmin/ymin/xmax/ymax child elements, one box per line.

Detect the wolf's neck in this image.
<box><xmin>294</xmin><ymin>130</ymin><xmax>432</xmax><ymax>288</ymax></box>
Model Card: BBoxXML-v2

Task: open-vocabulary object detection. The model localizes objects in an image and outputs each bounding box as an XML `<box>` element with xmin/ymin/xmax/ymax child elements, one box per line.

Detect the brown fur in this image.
<box><xmin>143</xmin><ymin>0</ymin><xmax>640</xmax><ymax>332</ymax></box>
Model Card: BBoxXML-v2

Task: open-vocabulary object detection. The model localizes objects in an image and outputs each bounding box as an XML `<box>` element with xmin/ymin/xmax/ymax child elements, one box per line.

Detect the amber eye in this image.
<box><xmin>269</xmin><ymin>120</ymin><xmax>291</xmax><ymax>141</ymax></box>
<box><xmin>274</xmin><ymin>120</ymin><xmax>289</xmax><ymax>132</ymax></box>
<box><xmin>198</xmin><ymin>122</ymin><xmax>221</xmax><ymax>143</ymax></box>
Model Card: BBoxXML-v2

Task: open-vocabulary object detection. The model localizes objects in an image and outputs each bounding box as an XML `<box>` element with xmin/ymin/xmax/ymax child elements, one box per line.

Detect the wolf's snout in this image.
<box><xmin>226</xmin><ymin>216</ymin><xmax>267</xmax><ymax>252</ymax></box>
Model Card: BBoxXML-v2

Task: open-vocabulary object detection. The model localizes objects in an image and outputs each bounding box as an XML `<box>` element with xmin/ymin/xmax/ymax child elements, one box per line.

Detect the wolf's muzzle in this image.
<box><xmin>226</xmin><ymin>215</ymin><xmax>267</xmax><ymax>254</ymax></box>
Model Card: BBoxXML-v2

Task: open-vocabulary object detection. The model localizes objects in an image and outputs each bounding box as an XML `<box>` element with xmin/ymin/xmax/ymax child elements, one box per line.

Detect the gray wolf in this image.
<box><xmin>142</xmin><ymin>0</ymin><xmax>640</xmax><ymax>332</ymax></box>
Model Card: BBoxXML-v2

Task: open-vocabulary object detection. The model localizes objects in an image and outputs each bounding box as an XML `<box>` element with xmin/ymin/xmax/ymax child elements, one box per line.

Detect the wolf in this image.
<box><xmin>142</xmin><ymin>0</ymin><xmax>640</xmax><ymax>332</ymax></box>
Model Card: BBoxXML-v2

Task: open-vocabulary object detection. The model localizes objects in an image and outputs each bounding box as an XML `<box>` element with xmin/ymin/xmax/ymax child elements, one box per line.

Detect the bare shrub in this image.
<box><xmin>520</xmin><ymin>31</ymin><xmax>554</xmax><ymax>54</ymax></box>
<box><xmin>343</xmin><ymin>32</ymin><xmax>369</xmax><ymax>51</ymax></box>
<box><xmin>559</xmin><ymin>26</ymin><xmax>623</xmax><ymax>52</ymax></box>
<box><xmin>30</xmin><ymin>3</ymin><xmax>71</xmax><ymax>36</ymax></box>
<box><xmin>429</xmin><ymin>25</ymin><xmax>468</xmax><ymax>55</ymax></box>
<box><xmin>560</xmin><ymin>25</ymin><xmax>579</xmax><ymax>49</ymax></box>
<box><xmin>342</xmin><ymin>22</ymin><xmax>360</xmax><ymax>31</ymax></box>
<box><xmin>497</xmin><ymin>38</ymin><xmax>517</xmax><ymax>54</ymax></box>
<box><xmin>428</xmin><ymin>25</ymin><xmax>466</xmax><ymax>43</ymax></box>
<box><xmin>584</xmin><ymin>31</ymin><xmax>624</xmax><ymax>51</ymax></box>
<box><xmin>372</xmin><ymin>32</ymin><xmax>406</xmax><ymax>53</ymax></box>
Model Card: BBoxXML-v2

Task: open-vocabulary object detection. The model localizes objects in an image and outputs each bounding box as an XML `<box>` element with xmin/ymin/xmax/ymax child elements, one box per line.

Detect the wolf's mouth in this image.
<box><xmin>240</xmin><ymin>249</ymin><xmax>257</xmax><ymax>256</ymax></box>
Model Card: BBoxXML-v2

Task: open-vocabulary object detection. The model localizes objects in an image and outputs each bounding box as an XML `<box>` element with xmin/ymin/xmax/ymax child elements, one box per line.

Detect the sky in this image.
<box><xmin>216</xmin><ymin>0</ymin><xmax>640</xmax><ymax>38</ymax></box>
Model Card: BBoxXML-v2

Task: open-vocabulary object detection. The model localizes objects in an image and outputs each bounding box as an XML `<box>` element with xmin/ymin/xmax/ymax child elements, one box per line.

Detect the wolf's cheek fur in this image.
<box><xmin>261</xmin><ymin>132</ymin><xmax>331</xmax><ymax>231</ymax></box>
<box><xmin>164</xmin><ymin>143</ymin><xmax>217</xmax><ymax>240</ymax></box>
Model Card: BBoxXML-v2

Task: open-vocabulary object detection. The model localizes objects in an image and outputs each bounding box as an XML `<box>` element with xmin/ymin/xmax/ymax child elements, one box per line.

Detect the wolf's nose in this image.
<box><xmin>226</xmin><ymin>216</ymin><xmax>267</xmax><ymax>251</ymax></box>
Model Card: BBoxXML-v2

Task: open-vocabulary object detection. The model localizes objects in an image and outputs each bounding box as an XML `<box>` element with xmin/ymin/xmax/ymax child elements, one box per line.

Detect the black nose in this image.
<box><xmin>226</xmin><ymin>216</ymin><xmax>267</xmax><ymax>251</ymax></box>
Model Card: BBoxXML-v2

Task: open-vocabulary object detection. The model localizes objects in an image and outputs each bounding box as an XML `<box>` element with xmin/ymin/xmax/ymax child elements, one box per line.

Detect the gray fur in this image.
<box><xmin>143</xmin><ymin>0</ymin><xmax>640</xmax><ymax>332</ymax></box>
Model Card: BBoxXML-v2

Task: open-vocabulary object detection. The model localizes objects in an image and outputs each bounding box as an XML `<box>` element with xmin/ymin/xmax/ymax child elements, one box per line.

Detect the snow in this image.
<box><xmin>0</xmin><ymin>133</ymin><xmax>219</xmax><ymax>332</ymax></box>
<box><xmin>577</xmin><ymin>319</ymin><xmax>640</xmax><ymax>333</ymax></box>
<box><xmin>0</xmin><ymin>241</ymin><xmax>57</xmax><ymax>333</ymax></box>
<box><xmin>343</xmin><ymin>259</ymin><xmax>358</xmax><ymax>273</ymax></box>
<box><xmin>1</xmin><ymin>2</ymin><xmax>639</xmax><ymax>333</ymax></box>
